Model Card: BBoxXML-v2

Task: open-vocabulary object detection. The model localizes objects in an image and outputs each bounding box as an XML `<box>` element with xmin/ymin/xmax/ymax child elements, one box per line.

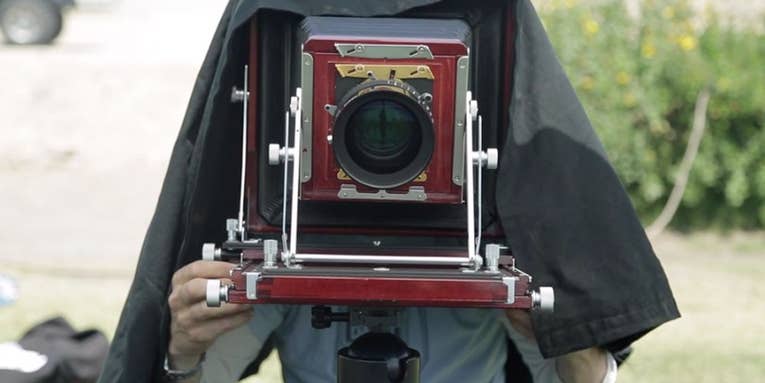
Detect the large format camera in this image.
<box><xmin>293</xmin><ymin>17</ymin><xmax>469</xmax><ymax>203</ymax></box>
<box><xmin>203</xmin><ymin>14</ymin><xmax>553</xmax><ymax>382</ymax></box>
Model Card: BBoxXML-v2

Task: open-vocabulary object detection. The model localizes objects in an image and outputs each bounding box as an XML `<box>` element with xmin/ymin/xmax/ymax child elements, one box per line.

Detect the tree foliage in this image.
<box><xmin>540</xmin><ymin>0</ymin><xmax>765</xmax><ymax>229</ymax></box>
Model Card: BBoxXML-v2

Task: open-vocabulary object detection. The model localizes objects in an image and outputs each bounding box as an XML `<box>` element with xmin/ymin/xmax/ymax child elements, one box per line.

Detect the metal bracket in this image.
<box><xmin>337</xmin><ymin>185</ymin><xmax>427</xmax><ymax>202</ymax></box>
<box><xmin>234</xmin><ymin>66</ymin><xmax>250</xmax><ymax>240</ymax></box>
<box><xmin>335</xmin><ymin>63</ymin><xmax>435</xmax><ymax>80</ymax></box>
<box><xmin>335</xmin><ymin>43</ymin><xmax>434</xmax><ymax>59</ymax></box>
<box><xmin>452</xmin><ymin>56</ymin><xmax>470</xmax><ymax>185</ymax></box>
<box><xmin>300</xmin><ymin>53</ymin><xmax>313</xmax><ymax>183</ymax></box>
<box><xmin>291</xmin><ymin>253</ymin><xmax>473</xmax><ymax>266</ymax></box>
<box><xmin>287</xmin><ymin>89</ymin><xmax>303</xmax><ymax>260</ymax></box>
<box><xmin>245</xmin><ymin>272</ymin><xmax>262</xmax><ymax>300</ymax></box>
<box><xmin>464</xmin><ymin>92</ymin><xmax>480</xmax><ymax>269</ymax></box>
<box><xmin>502</xmin><ymin>276</ymin><xmax>517</xmax><ymax>304</ymax></box>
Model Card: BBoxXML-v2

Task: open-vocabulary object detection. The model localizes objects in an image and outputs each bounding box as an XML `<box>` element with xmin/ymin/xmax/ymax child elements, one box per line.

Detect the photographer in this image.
<box><xmin>165</xmin><ymin>261</ymin><xmax>613</xmax><ymax>383</ymax></box>
<box><xmin>98</xmin><ymin>1</ymin><xmax>678</xmax><ymax>382</ymax></box>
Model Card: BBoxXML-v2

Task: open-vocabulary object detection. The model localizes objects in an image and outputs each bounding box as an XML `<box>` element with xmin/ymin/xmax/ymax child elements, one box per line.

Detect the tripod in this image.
<box><xmin>312</xmin><ymin>306</ymin><xmax>421</xmax><ymax>383</ymax></box>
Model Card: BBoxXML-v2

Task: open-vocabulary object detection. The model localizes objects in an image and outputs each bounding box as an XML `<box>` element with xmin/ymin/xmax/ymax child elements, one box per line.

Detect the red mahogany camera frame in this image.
<box><xmin>201</xmin><ymin>15</ymin><xmax>554</xmax><ymax>312</ymax></box>
<box><xmin>297</xmin><ymin>30</ymin><xmax>466</xmax><ymax>204</ymax></box>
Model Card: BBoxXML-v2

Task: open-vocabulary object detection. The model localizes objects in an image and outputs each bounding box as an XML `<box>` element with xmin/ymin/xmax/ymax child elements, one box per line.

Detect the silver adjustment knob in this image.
<box><xmin>230</xmin><ymin>87</ymin><xmax>248</xmax><ymax>103</ymax></box>
<box><xmin>290</xmin><ymin>95</ymin><xmax>299</xmax><ymax>115</ymax></box>
<box><xmin>484</xmin><ymin>244</ymin><xmax>501</xmax><ymax>273</ymax></box>
<box><xmin>486</xmin><ymin>148</ymin><xmax>499</xmax><ymax>170</ymax></box>
<box><xmin>532</xmin><ymin>287</ymin><xmax>555</xmax><ymax>312</ymax></box>
<box><xmin>205</xmin><ymin>279</ymin><xmax>229</xmax><ymax>307</ymax></box>
<box><xmin>263</xmin><ymin>239</ymin><xmax>278</xmax><ymax>268</ymax></box>
<box><xmin>226</xmin><ymin>219</ymin><xmax>239</xmax><ymax>241</ymax></box>
<box><xmin>472</xmin><ymin>149</ymin><xmax>499</xmax><ymax>169</ymax></box>
<box><xmin>268</xmin><ymin>144</ymin><xmax>282</xmax><ymax>165</ymax></box>
<box><xmin>469</xmin><ymin>100</ymin><xmax>478</xmax><ymax>120</ymax></box>
<box><xmin>202</xmin><ymin>243</ymin><xmax>219</xmax><ymax>261</ymax></box>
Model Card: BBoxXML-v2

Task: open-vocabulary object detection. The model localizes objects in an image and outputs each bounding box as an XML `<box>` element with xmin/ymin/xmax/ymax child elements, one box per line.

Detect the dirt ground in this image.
<box><xmin>0</xmin><ymin>0</ymin><xmax>228</xmax><ymax>371</ymax></box>
<box><xmin>1</xmin><ymin>2</ymin><xmax>763</xmax><ymax>383</ymax></box>
<box><xmin>0</xmin><ymin>1</ymin><xmax>227</xmax><ymax>268</ymax></box>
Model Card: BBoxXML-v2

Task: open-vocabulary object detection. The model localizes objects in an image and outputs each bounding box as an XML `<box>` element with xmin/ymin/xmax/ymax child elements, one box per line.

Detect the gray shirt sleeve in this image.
<box><xmin>501</xmin><ymin>316</ymin><xmax>565</xmax><ymax>383</ymax></box>
<box><xmin>200</xmin><ymin>304</ymin><xmax>287</xmax><ymax>383</ymax></box>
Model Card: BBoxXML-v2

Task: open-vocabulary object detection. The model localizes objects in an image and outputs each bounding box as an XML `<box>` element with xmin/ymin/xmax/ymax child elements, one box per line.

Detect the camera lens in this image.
<box><xmin>346</xmin><ymin>99</ymin><xmax>422</xmax><ymax>174</ymax></box>
<box><xmin>333</xmin><ymin>80</ymin><xmax>434</xmax><ymax>190</ymax></box>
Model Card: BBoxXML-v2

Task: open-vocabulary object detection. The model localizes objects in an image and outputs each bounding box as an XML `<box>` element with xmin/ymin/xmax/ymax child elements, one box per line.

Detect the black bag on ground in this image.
<box><xmin>0</xmin><ymin>317</ymin><xmax>109</xmax><ymax>383</ymax></box>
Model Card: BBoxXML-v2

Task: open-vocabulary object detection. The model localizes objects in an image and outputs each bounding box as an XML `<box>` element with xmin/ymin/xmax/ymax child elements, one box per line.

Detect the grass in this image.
<box><xmin>617</xmin><ymin>232</ymin><xmax>765</xmax><ymax>382</ymax></box>
<box><xmin>2</xmin><ymin>232</ymin><xmax>763</xmax><ymax>382</ymax></box>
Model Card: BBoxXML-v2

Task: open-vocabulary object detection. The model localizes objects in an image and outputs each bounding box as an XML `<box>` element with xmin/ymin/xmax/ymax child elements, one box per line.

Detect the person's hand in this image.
<box><xmin>505</xmin><ymin>309</ymin><xmax>608</xmax><ymax>383</ymax></box>
<box><xmin>167</xmin><ymin>261</ymin><xmax>253</xmax><ymax>370</ymax></box>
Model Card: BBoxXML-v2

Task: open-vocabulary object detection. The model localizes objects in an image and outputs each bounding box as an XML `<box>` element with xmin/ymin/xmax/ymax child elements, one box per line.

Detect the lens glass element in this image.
<box><xmin>345</xmin><ymin>99</ymin><xmax>422</xmax><ymax>174</ymax></box>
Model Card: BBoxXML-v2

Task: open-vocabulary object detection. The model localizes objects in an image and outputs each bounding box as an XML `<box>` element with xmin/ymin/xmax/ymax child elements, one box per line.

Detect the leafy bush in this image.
<box><xmin>539</xmin><ymin>0</ymin><xmax>765</xmax><ymax>229</ymax></box>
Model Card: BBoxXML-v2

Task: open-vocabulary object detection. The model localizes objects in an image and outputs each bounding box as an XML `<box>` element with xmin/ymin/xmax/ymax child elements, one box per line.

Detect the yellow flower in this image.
<box><xmin>662</xmin><ymin>6</ymin><xmax>675</xmax><ymax>19</ymax></box>
<box><xmin>563</xmin><ymin>0</ymin><xmax>577</xmax><ymax>9</ymax></box>
<box><xmin>580</xmin><ymin>76</ymin><xmax>594</xmax><ymax>91</ymax></box>
<box><xmin>716</xmin><ymin>77</ymin><xmax>731</xmax><ymax>91</ymax></box>
<box><xmin>641</xmin><ymin>42</ymin><xmax>656</xmax><ymax>58</ymax></box>
<box><xmin>623</xmin><ymin>92</ymin><xmax>637</xmax><ymax>107</ymax></box>
<box><xmin>649</xmin><ymin>121</ymin><xmax>670</xmax><ymax>135</ymax></box>
<box><xmin>678</xmin><ymin>35</ymin><xmax>697</xmax><ymax>51</ymax></box>
<box><xmin>583</xmin><ymin>18</ymin><xmax>600</xmax><ymax>36</ymax></box>
<box><xmin>616</xmin><ymin>71</ymin><xmax>631</xmax><ymax>85</ymax></box>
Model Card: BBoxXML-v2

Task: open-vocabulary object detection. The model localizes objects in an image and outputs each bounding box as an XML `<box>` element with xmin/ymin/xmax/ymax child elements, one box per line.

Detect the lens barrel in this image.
<box><xmin>332</xmin><ymin>79</ymin><xmax>434</xmax><ymax>189</ymax></box>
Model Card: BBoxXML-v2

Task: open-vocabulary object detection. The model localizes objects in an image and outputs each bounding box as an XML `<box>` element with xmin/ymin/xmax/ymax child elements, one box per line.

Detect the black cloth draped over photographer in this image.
<box><xmin>98</xmin><ymin>0</ymin><xmax>679</xmax><ymax>382</ymax></box>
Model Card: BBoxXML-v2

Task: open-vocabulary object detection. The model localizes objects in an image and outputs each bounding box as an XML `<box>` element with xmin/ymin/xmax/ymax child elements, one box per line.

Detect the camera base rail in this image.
<box><xmin>204</xmin><ymin>242</ymin><xmax>552</xmax><ymax>311</ymax></box>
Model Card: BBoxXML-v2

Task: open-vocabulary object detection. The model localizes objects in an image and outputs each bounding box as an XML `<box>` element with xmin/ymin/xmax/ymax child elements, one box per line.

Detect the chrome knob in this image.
<box><xmin>205</xmin><ymin>279</ymin><xmax>229</xmax><ymax>307</ymax></box>
<box><xmin>484</xmin><ymin>244</ymin><xmax>501</xmax><ymax>273</ymax></box>
<box><xmin>230</xmin><ymin>87</ymin><xmax>248</xmax><ymax>103</ymax></box>
<box><xmin>532</xmin><ymin>287</ymin><xmax>555</xmax><ymax>312</ymax></box>
<box><xmin>263</xmin><ymin>239</ymin><xmax>278</xmax><ymax>268</ymax></box>
<box><xmin>486</xmin><ymin>148</ymin><xmax>499</xmax><ymax>170</ymax></box>
<box><xmin>268</xmin><ymin>143</ymin><xmax>282</xmax><ymax>165</ymax></box>
<box><xmin>226</xmin><ymin>219</ymin><xmax>239</xmax><ymax>241</ymax></box>
<box><xmin>202</xmin><ymin>243</ymin><xmax>219</xmax><ymax>261</ymax></box>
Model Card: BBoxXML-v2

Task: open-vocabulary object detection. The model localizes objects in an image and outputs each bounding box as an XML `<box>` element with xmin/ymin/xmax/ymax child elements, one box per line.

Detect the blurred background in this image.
<box><xmin>0</xmin><ymin>0</ymin><xmax>762</xmax><ymax>382</ymax></box>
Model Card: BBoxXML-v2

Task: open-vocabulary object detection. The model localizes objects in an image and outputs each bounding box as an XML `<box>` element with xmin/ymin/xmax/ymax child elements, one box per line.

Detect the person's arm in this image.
<box><xmin>166</xmin><ymin>261</ymin><xmax>254</xmax><ymax>383</ymax></box>
<box><xmin>505</xmin><ymin>310</ymin><xmax>613</xmax><ymax>383</ymax></box>
<box><xmin>198</xmin><ymin>304</ymin><xmax>286</xmax><ymax>383</ymax></box>
<box><xmin>555</xmin><ymin>347</ymin><xmax>610</xmax><ymax>383</ymax></box>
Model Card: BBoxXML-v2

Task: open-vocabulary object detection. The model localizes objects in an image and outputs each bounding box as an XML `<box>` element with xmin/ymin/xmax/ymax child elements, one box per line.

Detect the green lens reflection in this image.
<box><xmin>346</xmin><ymin>99</ymin><xmax>421</xmax><ymax>174</ymax></box>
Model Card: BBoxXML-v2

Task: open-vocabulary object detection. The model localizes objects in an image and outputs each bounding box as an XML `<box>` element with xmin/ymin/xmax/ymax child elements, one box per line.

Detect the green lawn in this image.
<box><xmin>617</xmin><ymin>232</ymin><xmax>765</xmax><ymax>382</ymax></box>
<box><xmin>2</xmin><ymin>232</ymin><xmax>762</xmax><ymax>382</ymax></box>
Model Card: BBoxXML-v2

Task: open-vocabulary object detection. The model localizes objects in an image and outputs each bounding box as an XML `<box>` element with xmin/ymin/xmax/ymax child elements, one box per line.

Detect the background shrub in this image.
<box><xmin>539</xmin><ymin>0</ymin><xmax>765</xmax><ymax>229</ymax></box>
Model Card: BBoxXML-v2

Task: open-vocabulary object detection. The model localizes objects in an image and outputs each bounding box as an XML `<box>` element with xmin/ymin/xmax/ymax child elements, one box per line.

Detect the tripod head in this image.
<box><xmin>312</xmin><ymin>306</ymin><xmax>420</xmax><ymax>383</ymax></box>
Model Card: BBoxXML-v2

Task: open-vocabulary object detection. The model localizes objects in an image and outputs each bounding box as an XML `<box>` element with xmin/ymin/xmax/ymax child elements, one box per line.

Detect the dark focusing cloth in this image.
<box><xmin>98</xmin><ymin>1</ymin><xmax>679</xmax><ymax>381</ymax></box>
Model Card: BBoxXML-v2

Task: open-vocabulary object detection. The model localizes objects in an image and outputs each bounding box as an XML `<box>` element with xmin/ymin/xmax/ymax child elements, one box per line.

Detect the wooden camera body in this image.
<box><xmin>201</xmin><ymin>15</ymin><xmax>554</xmax><ymax>313</ymax></box>
<box><xmin>298</xmin><ymin>17</ymin><xmax>467</xmax><ymax>204</ymax></box>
